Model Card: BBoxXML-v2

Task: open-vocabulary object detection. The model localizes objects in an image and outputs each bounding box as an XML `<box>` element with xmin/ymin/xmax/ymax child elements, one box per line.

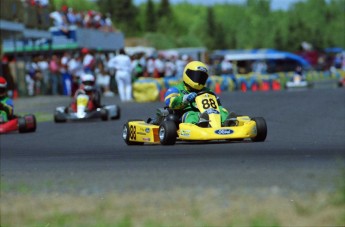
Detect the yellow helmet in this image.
<box><xmin>183</xmin><ymin>61</ymin><xmax>209</xmax><ymax>91</ymax></box>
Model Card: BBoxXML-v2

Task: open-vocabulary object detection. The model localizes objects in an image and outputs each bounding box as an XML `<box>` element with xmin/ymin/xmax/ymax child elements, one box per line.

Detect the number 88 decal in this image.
<box><xmin>130</xmin><ymin>125</ymin><xmax>136</xmax><ymax>140</ymax></box>
<box><xmin>201</xmin><ymin>98</ymin><xmax>217</xmax><ymax>109</ymax></box>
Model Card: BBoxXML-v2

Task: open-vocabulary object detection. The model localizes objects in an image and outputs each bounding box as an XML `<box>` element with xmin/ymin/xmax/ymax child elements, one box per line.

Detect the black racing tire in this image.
<box><xmin>159</xmin><ymin>120</ymin><xmax>177</xmax><ymax>145</ymax></box>
<box><xmin>111</xmin><ymin>106</ymin><xmax>121</xmax><ymax>120</ymax></box>
<box><xmin>251</xmin><ymin>117</ymin><xmax>267</xmax><ymax>142</ymax></box>
<box><xmin>100</xmin><ymin>108</ymin><xmax>108</xmax><ymax>121</ymax></box>
<box><xmin>54</xmin><ymin>111</ymin><xmax>66</xmax><ymax>123</ymax></box>
<box><xmin>24</xmin><ymin>114</ymin><xmax>36</xmax><ymax>132</ymax></box>
<box><xmin>18</xmin><ymin>117</ymin><xmax>27</xmax><ymax>133</ymax></box>
<box><xmin>18</xmin><ymin>114</ymin><xmax>36</xmax><ymax>133</ymax></box>
<box><xmin>122</xmin><ymin>122</ymin><xmax>144</xmax><ymax>145</ymax></box>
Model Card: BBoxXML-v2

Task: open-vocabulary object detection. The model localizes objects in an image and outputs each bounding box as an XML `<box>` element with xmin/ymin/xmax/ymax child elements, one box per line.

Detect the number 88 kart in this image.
<box><xmin>122</xmin><ymin>91</ymin><xmax>267</xmax><ymax>145</ymax></box>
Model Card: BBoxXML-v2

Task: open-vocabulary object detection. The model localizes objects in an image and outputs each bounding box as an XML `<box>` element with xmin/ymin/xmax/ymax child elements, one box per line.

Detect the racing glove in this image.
<box><xmin>183</xmin><ymin>92</ymin><xmax>197</xmax><ymax>103</ymax></box>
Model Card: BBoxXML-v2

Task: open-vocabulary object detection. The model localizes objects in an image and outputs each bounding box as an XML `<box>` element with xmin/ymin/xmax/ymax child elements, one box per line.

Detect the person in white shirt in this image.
<box><xmin>175</xmin><ymin>54</ymin><xmax>188</xmax><ymax>80</ymax></box>
<box><xmin>68</xmin><ymin>53</ymin><xmax>83</xmax><ymax>95</ymax></box>
<box><xmin>36</xmin><ymin>55</ymin><xmax>50</xmax><ymax>94</ymax></box>
<box><xmin>108</xmin><ymin>48</ymin><xmax>133</xmax><ymax>102</ymax></box>
<box><xmin>154</xmin><ymin>54</ymin><xmax>165</xmax><ymax>78</ymax></box>
<box><xmin>81</xmin><ymin>48</ymin><xmax>95</xmax><ymax>73</ymax></box>
<box><xmin>164</xmin><ymin>56</ymin><xmax>176</xmax><ymax>78</ymax></box>
<box><xmin>146</xmin><ymin>56</ymin><xmax>155</xmax><ymax>77</ymax></box>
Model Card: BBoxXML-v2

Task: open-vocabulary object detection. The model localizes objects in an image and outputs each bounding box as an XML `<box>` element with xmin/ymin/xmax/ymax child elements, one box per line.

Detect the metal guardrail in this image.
<box><xmin>0</xmin><ymin>0</ymin><xmax>51</xmax><ymax>29</ymax></box>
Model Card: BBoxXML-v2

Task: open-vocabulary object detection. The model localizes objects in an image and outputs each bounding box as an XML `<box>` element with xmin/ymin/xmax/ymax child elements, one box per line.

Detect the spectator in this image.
<box><xmin>95</xmin><ymin>62</ymin><xmax>114</xmax><ymax>97</ymax></box>
<box><xmin>108</xmin><ymin>48</ymin><xmax>133</xmax><ymax>102</ymax></box>
<box><xmin>221</xmin><ymin>56</ymin><xmax>237</xmax><ymax>89</ymax></box>
<box><xmin>49</xmin><ymin>9</ymin><xmax>69</xmax><ymax>37</ymax></box>
<box><xmin>252</xmin><ymin>60</ymin><xmax>267</xmax><ymax>75</ymax></box>
<box><xmin>36</xmin><ymin>0</ymin><xmax>49</xmax><ymax>8</ymax></box>
<box><xmin>81</xmin><ymin>48</ymin><xmax>95</xmax><ymax>73</ymax></box>
<box><xmin>68</xmin><ymin>53</ymin><xmax>84</xmax><ymax>96</ymax></box>
<box><xmin>146</xmin><ymin>56</ymin><xmax>155</xmax><ymax>77</ymax></box>
<box><xmin>221</xmin><ymin>56</ymin><xmax>233</xmax><ymax>76</ymax></box>
<box><xmin>175</xmin><ymin>54</ymin><xmax>188</xmax><ymax>80</ymax></box>
<box><xmin>61</xmin><ymin>52</ymin><xmax>72</xmax><ymax>96</ymax></box>
<box><xmin>164</xmin><ymin>56</ymin><xmax>176</xmax><ymax>78</ymax></box>
<box><xmin>25</xmin><ymin>58</ymin><xmax>38</xmax><ymax>96</ymax></box>
<box><xmin>66</xmin><ymin>7</ymin><xmax>77</xmax><ymax>25</ymax></box>
<box><xmin>99</xmin><ymin>13</ymin><xmax>115</xmax><ymax>32</ymax></box>
<box><xmin>131</xmin><ymin>54</ymin><xmax>144</xmax><ymax>80</ymax></box>
<box><xmin>49</xmin><ymin>55</ymin><xmax>61</xmax><ymax>95</ymax></box>
<box><xmin>154</xmin><ymin>54</ymin><xmax>165</xmax><ymax>78</ymax></box>
<box><xmin>37</xmin><ymin>55</ymin><xmax>50</xmax><ymax>94</ymax></box>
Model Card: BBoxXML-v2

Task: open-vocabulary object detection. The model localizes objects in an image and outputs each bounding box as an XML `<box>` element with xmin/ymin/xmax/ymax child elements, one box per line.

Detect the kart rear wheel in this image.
<box><xmin>54</xmin><ymin>111</ymin><xmax>66</xmax><ymax>123</ymax></box>
<box><xmin>111</xmin><ymin>106</ymin><xmax>121</xmax><ymax>120</ymax></box>
<box><xmin>159</xmin><ymin>120</ymin><xmax>177</xmax><ymax>145</ymax></box>
<box><xmin>122</xmin><ymin>122</ymin><xmax>144</xmax><ymax>145</ymax></box>
<box><xmin>18</xmin><ymin>114</ymin><xmax>36</xmax><ymax>133</ymax></box>
<box><xmin>251</xmin><ymin>117</ymin><xmax>267</xmax><ymax>142</ymax></box>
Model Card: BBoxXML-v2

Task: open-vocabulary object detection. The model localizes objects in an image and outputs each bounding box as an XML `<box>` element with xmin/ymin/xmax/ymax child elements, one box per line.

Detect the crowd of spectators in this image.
<box><xmin>14</xmin><ymin>49</ymin><xmax>193</xmax><ymax>98</ymax></box>
<box><xmin>9</xmin><ymin>0</ymin><xmax>115</xmax><ymax>33</ymax></box>
<box><xmin>49</xmin><ymin>5</ymin><xmax>115</xmax><ymax>35</ymax></box>
<box><xmin>2</xmin><ymin>48</ymin><xmax>344</xmax><ymax>99</ymax></box>
<box><xmin>24</xmin><ymin>0</ymin><xmax>49</xmax><ymax>8</ymax></box>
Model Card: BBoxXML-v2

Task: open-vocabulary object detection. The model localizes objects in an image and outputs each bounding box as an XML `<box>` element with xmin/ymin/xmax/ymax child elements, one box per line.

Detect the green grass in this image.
<box><xmin>1</xmin><ymin>169</ymin><xmax>345</xmax><ymax>226</ymax></box>
<box><xmin>1</xmin><ymin>188</ymin><xmax>344</xmax><ymax>227</ymax></box>
<box><xmin>17</xmin><ymin>112</ymin><xmax>53</xmax><ymax>122</ymax></box>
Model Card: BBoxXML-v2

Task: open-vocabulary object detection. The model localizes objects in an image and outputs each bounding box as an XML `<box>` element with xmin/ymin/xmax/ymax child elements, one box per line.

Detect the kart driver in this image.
<box><xmin>164</xmin><ymin>61</ymin><xmax>234</xmax><ymax>127</ymax></box>
<box><xmin>0</xmin><ymin>76</ymin><xmax>14</xmax><ymax>123</ymax></box>
<box><xmin>70</xmin><ymin>73</ymin><xmax>101</xmax><ymax>112</ymax></box>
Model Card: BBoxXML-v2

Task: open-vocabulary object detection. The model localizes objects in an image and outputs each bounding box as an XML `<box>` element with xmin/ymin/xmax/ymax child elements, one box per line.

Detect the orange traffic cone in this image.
<box><xmin>272</xmin><ymin>80</ymin><xmax>281</xmax><ymax>91</ymax></box>
<box><xmin>261</xmin><ymin>81</ymin><xmax>270</xmax><ymax>91</ymax></box>
<box><xmin>215</xmin><ymin>82</ymin><xmax>221</xmax><ymax>94</ymax></box>
<box><xmin>241</xmin><ymin>82</ymin><xmax>247</xmax><ymax>92</ymax></box>
<box><xmin>251</xmin><ymin>83</ymin><xmax>259</xmax><ymax>91</ymax></box>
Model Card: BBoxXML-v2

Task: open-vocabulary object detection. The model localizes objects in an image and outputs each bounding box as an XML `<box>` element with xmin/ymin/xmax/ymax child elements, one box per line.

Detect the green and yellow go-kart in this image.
<box><xmin>122</xmin><ymin>91</ymin><xmax>267</xmax><ymax>145</ymax></box>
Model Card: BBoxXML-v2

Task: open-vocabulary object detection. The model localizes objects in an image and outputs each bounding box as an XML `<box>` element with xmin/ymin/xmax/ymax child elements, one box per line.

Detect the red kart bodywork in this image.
<box><xmin>0</xmin><ymin>115</ymin><xmax>36</xmax><ymax>134</ymax></box>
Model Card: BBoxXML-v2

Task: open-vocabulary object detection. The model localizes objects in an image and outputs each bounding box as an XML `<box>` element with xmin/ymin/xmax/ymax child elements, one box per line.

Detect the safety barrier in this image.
<box><xmin>132</xmin><ymin>69</ymin><xmax>344</xmax><ymax>102</ymax></box>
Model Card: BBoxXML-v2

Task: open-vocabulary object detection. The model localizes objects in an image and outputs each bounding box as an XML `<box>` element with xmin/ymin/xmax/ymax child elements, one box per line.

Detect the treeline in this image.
<box><xmin>53</xmin><ymin>0</ymin><xmax>345</xmax><ymax>51</ymax></box>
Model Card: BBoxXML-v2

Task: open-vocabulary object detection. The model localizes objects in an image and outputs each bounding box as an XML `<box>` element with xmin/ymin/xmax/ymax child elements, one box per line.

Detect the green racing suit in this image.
<box><xmin>0</xmin><ymin>96</ymin><xmax>14</xmax><ymax>122</ymax></box>
<box><xmin>164</xmin><ymin>82</ymin><xmax>229</xmax><ymax>124</ymax></box>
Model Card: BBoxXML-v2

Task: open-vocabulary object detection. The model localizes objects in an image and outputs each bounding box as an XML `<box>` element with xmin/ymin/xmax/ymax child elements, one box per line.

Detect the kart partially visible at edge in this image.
<box><xmin>0</xmin><ymin>114</ymin><xmax>37</xmax><ymax>134</ymax></box>
<box><xmin>122</xmin><ymin>91</ymin><xmax>267</xmax><ymax>145</ymax></box>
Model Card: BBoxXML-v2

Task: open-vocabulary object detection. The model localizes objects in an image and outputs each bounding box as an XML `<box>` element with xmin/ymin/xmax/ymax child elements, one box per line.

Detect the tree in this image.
<box><xmin>97</xmin><ymin>0</ymin><xmax>116</xmax><ymax>18</ymax></box>
<box><xmin>200</xmin><ymin>6</ymin><xmax>227</xmax><ymax>50</ymax></box>
<box><xmin>145</xmin><ymin>0</ymin><xmax>156</xmax><ymax>32</ymax></box>
<box><xmin>158</xmin><ymin>0</ymin><xmax>172</xmax><ymax>19</ymax></box>
<box><xmin>98</xmin><ymin>0</ymin><xmax>139</xmax><ymax>36</ymax></box>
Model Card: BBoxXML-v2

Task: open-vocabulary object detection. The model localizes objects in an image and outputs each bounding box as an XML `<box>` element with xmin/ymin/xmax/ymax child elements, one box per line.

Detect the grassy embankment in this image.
<box><xmin>1</xmin><ymin>180</ymin><xmax>344</xmax><ymax>226</ymax></box>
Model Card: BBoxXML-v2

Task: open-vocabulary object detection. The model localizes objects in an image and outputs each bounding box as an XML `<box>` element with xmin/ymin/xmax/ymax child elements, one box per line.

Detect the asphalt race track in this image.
<box><xmin>1</xmin><ymin>88</ymin><xmax>344</xmax><ymax>195</ymax></box>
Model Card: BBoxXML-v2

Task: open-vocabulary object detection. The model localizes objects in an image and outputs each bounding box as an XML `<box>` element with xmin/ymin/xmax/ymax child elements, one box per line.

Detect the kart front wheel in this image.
<box><xmin>100</xmin><ymin>108</ymin><xmax>108</xmax><ymax>121</ymax></box>
<box><xmin>159</xmin><ymin>120</ymin><xmax>177</xmax><ymax>145</ymax></box>
<box><xmin>122</xmin><ymin>122</ymin><xmax>144</xmax><ymax>145</ymax></box>
<box><xmin>251</xmin><ymin>117</ymin><xmax>267</xmax><ymax>142</ymax></box>
<box><xmin>111</xmin><ymin>106</ymin><xmax>121</xmax><ymax>120</ymax></box>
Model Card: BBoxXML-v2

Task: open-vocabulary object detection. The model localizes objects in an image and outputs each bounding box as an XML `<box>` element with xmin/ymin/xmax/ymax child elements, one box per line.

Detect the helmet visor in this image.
<box><xmin>83</xmin><ymin>81</ymin><xmax>94</xmax><ymax>86</ymax></box>
<box><xmin>0</xmin><ymin>87</ymin><xmax>6</xmax><ymax>94</ymax></box>
<box><xmin>186</xmin><ymin>69</ymin><xmax>208</xmax><ymax>86</ymax></box>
